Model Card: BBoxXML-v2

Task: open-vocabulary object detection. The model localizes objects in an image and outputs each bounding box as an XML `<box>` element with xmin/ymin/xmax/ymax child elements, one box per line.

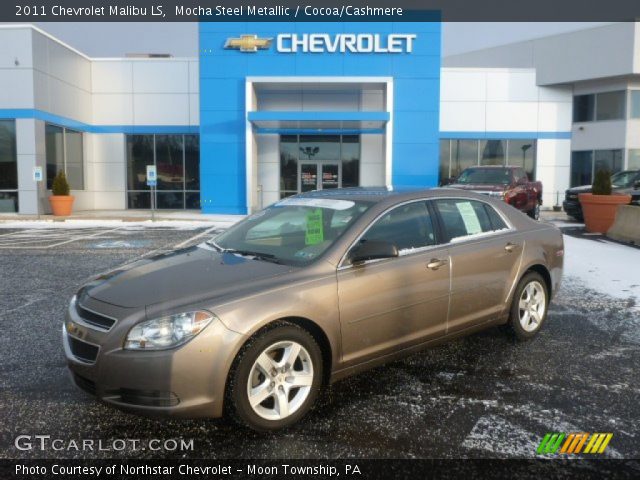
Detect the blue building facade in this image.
<box><xmin>199</xmin><ymin>21</ymin><xmax>441</xmax><ymax>214</ymax></box>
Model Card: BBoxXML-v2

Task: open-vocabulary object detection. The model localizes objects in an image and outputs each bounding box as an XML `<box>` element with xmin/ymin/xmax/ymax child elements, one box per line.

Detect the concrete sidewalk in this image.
<box><xmin>0</xmin><ymin>209</ymin><xmax>244</xmax><ymax>224</ymax></box>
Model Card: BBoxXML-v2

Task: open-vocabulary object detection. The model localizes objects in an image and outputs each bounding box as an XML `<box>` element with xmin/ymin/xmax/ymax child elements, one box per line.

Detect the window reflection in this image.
<box><xmin>126</xmin><ymin>134</ymin><xmax>200</xmax><ymax>209</ymax></box>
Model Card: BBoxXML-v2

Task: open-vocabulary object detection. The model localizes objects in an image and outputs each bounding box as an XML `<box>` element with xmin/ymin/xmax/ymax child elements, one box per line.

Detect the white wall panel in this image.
<box><xmin>188</xmin><ymin>61</ymin><xmax>199</xmax><ymax>93</ymax></box>
<box><xmin>440</xmin><ymin>102</ymin><xmax>486</xmax><ymax>132</ymax></box>
<box><xmin>92</xmin><ymin>61</ymin><xmax>133</xmax><ymax>93</ymax></box>
<box><xmin>0</xmin><ymin>29</ymin><xmax>33</xmax><ymax>69</ymax></box>
<box><xmin>440</xmin><ymin>70</ymin><xmax>487</xmax><ymax>102</ymax></box>
<box><xmin>0</xmin><ymin>70</ymin><xmax>34</xmax><ymax>108</ymax></box>
<box><xmin>486</xmin><ymin>70</ymin><xmax>538</xmax><ymax>102</ymax></box>
<box><xmin>92</xmin><ymin>94</ymin><xmax>134</xmax><ymax>125</ymax></box>
<box><xmin>133</xmin><ymin>94</ymin><xmax>190</xmax><ymax>125</ymax></box>
<box><xmin>485</xmin><ymin>102</ymin><xmax>539</xmax><ymax>132</ymax></box>
<box><xmin>132</xmin><ymin>61</ymin><xmax>190</xmax><ymax>93</ymax></box>
<box><xmin>537</xmin><ymin>102</ymin><xmax>572</xmax><ymax>132</ymax></box>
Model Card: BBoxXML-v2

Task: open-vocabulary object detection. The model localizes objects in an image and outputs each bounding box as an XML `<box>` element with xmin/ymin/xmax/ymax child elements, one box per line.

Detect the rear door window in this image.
<box><xmin>434</xmin><ymin>199</ymin><xmax>507</xmax><ymax>242</ymax></box>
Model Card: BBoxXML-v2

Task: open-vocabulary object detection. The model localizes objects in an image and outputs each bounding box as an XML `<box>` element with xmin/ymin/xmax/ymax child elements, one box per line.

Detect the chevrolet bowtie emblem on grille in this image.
<box><xmin>224</xmin><ymin>35</ymin><xmax>273</xmax><ymax>52</ymax></box>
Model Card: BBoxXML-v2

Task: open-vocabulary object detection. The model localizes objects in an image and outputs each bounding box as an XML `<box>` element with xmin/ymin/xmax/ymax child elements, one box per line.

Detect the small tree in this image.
<box><xmin>592</xmin><ymin>169</ymin><xmax>612</xmax><ymax>196</ymax></box>
<box><xmin>51</xmin><ymin>171</ymin><xmax>70</xmax><ymax>196</ymax></box>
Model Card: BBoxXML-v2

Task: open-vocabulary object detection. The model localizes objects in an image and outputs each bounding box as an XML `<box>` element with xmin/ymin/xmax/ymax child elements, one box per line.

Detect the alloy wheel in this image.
<box><xmin>246</xmin><ymin>341</ymin><xmax>314</xmax><ymax>421</ymax></box>
<box><xmin>518</xmin><ymin>280</ymin><xmax>546</xmax><ymax>332</ymax></box>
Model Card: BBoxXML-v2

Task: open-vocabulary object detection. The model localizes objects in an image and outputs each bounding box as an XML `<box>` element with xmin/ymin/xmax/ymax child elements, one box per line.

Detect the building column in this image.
<box><xmin>16</xmin><ymin>119</ymin><xmax>46</xmax><ymax>215</ymax></box>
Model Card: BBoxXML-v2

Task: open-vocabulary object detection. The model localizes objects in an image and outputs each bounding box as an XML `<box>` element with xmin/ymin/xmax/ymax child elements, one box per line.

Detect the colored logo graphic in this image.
<box><xmin>224</xmin><ymin>35</ymin><xmax>273</xmax><ymax>52</ymax></box>
<box><xmin>537</xmin><ymin>433</ymin><xmax>613</xmax><ymax>455</ymax></box>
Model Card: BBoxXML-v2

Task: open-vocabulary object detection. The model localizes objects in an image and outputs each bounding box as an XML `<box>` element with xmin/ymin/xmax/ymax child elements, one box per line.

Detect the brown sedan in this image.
<box><xmin>63</xmin><ymin>187</ymin><xmax>564</xmax><ymax>431</ymax></box>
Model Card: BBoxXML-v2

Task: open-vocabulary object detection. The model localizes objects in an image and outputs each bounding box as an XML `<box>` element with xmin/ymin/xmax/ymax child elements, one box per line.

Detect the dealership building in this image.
<box><xmin>0</xmin><ymin>22</ymin><xmax>639</xmax><ymax>215</ymax></box>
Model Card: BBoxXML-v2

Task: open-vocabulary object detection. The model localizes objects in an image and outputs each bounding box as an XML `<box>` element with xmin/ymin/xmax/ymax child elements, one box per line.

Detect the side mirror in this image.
<box><xmin>349</xmin><ymin>240</ymin><xmax>399</xmax><ymax>264</ymax></box>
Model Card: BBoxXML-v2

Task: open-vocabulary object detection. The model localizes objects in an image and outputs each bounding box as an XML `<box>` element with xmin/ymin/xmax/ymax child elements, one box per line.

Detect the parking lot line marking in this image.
<box><xmin>0</xmin><ymin>230</ymin><xmax>27</xmax><ymax>238</ymax></box>
<box><xmin>47</xmin><ymin>227</ymin><xmax>123</xmax><ymax>248</ymax></box>
<box><xmin>173</xmin><ymin>225</ymin><xmax>220</xmax><ymax>249</ymax></box>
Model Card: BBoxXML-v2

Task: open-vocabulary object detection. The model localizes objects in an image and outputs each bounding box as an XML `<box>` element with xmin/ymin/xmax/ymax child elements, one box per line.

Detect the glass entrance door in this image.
<box><xmin>298</xmin><ymin>162</ymin><xmax>341</xmax><ymax>192</ymax></box>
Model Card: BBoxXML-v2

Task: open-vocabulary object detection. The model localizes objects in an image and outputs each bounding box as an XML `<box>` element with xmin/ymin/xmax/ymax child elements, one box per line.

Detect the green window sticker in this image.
<box><xmin>305</xmin><ymin>208</ymin><xmax>324</xmax><ymax>245</ymax></box>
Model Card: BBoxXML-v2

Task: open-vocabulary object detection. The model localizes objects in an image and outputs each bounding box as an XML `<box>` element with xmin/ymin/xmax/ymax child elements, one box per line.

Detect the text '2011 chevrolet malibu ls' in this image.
<box><xmin>63</xmin><ymin>187</ymin><xmax>564</xmax><ymax>431</ymax></box>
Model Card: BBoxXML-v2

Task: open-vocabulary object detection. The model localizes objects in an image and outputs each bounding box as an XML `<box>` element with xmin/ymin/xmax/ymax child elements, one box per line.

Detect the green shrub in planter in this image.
<box><xmin>592</xmin><ymin>169</ymin><xmax>612</xmax><ymax>196</ymax></box>
<box><xmin>51</xmin><ymin>171</ymin><xmax>70</xmax><ymax>196</ymax></box>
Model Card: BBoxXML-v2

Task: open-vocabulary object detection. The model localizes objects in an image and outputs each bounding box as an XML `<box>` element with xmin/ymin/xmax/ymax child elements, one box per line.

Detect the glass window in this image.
<box><xmin>450</xmin><ymin>140</ymin><xmax>478</xmax><ymax>178</ymax></box>
<box><xmin>280</xmin><ymin>135</ymin><xmax>298</xmax><ymax>198</ymax></box>
<box><xmin>361</xmin><ymin>202</ymin><xmax>435</xmax><ymax>251</ymax></box>
<box><xmin>126</xmin><ymin>134</ymin><xmax>200</xmax><ymax>210</ymax></box>
<box><xmin>299</xmin><ymin>135</ymin><xmax>340</xmax><ymax>161</ymax></box>
<box><xmin>596</xmin><ymin>91</ymin><xmax>625</xmax><ymax>121</ymax></box>
<box><xmin>341</xmin><ymin>135</ymin><xmax>359</xmax><ymax>188</ymax></box>
<box><xmin>480</xmin><ymin>140</ymin><xmax>505</xmax><ymax>166</ymax></box>
<box><xmin>484</xmin><ymin>204</ymin><xmax>508</xmax><ymax>231</ymax></box>
<box><xmin>573</xmin><ymin>94</ymin><xmax>595</xmax><ymax>122</ymax></box>
<box><xmin>126</xmin><ymin>135</ymin><xmax>154</xmax><ymax>191</ymax></box>
<box><xmin>185</xmin><ymin>134</ymin><xmax>200</xmax><ymax>191</ymax></box>
<box><xmin>630</xmin><ymin>91</ymin><xmax>640</xmax><ymax>119</ymax></box>
<box><xmin>594</xmin><ymin>149</ymin><xmax>623</xmax><ymax>175</ymax></box>
<box><xmin>64</xmin><ymin>129</ymin><xmax>84</xmax><ymax>190</ymax></box>
<box><xmin>214</xmin><ymin>199</ymin><xmax>373</xmax><ymax>266</ymax></box>
<box><xmin>508</xmin><ymin>140</ymin><xmax>536</xmax><ymax>180</ymax></box>
<box><xmin>0</xmin><ymin>120</ymin><xmax>18</xmax><ymax>213</ymax></box>
<box><xmin>434</xmin><ymin>199</ymin><xmax>497</xmax><ymax>241</ymax></box>
<box><xmin>45</xmin><ymin>125</ymin><xmax>84</xmax><ymax>190</ymax></box>
<box><xmin>628</xmin><ymin>149</ymin><xmax>640</xmax><ymax>170</ymax></box>
<box><xmin>45</xmin><ymin>124</ymin><xmax>64</xmax><ymax>189</ymax></box>
<box><xmin>0</xmin><ymin>120</ymin><xmax>17</xmax><ymax>190</ymax></box>
<box><xmin>570</xmin><ymin>151</ymin><xmax>593</xmax><ymax>187</ymax></box>
<box><xmin>439</xmin><ymin>139</ymin><xmax>451</xmax><ymax>185</ymax></box>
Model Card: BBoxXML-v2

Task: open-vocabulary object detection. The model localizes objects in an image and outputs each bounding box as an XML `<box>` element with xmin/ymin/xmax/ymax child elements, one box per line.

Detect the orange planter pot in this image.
<box><xmin>578</xmin><ymin>193</ymin><xmax>631</xmax><ymax>234</ymax></box>
<box><xmin>49</xmin><ymin>195</ymin><xmax>75</xmax><ymax>216</ymax></box>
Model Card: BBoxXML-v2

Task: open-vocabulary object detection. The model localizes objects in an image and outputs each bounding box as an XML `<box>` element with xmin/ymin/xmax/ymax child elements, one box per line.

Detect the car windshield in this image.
<box><xmin>209</xmin><ymin>197</ymin><xmax>373</xmax><ymax>266</ymax></box>
<box><xmin>455</xmin><ymin>168</ymin><xmax>512</xmax><ymax>185</ymax></box>
<box><xmin>611</xmin><ymin>171</ymin><xmax>638</xmax><ymax>188</ymax></box>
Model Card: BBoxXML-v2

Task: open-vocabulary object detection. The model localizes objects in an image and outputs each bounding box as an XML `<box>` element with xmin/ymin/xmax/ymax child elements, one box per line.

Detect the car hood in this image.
<box><xmin>85</xmin><ymin>244</ymin><xmax>294</xmax><ymax>308</ymax></box>
<box><xmin>448</xmin><ymin>183</ymin><xmax>506</xmax><ymax>192</ymax></box>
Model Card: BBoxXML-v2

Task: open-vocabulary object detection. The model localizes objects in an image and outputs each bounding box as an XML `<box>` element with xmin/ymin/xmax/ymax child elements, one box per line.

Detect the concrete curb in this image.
<box><xmin>606</xmin><ymin>205</ymin><xmax>640</xmax><ymax>245</ymax></box>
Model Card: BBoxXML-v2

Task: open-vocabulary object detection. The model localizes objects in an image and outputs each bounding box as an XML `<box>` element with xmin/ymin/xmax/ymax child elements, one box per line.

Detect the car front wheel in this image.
<box><xmin>225</xmin><ymin>323</ymin><xmax>322</xmax><ymax>431</ymax></box>
<box><xmin>509</xmin><ymin>272</ymin><xmax>549</xmax><ymax>341</ymax></box>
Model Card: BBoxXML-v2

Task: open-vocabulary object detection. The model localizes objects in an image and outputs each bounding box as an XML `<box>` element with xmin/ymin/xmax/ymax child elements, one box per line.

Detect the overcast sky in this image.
<box><xmin>9</xmin><ymin>21</ymin><xmax>611</xmax><ymax>57</ymax></box>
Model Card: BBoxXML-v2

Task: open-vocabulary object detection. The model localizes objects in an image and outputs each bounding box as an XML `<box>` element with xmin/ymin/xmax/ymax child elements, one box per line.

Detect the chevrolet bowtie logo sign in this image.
<box><xmin>224</xmin><ymin>35</ymin><xmax>273</xmax><ymax>52</ymax></box>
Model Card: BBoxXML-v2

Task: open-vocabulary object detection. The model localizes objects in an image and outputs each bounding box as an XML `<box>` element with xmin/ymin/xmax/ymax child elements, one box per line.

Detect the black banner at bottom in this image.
<box><xmin>2</xmin><ymin>459</ymin><xmax>639</xmax><ymax>480</ymax></box>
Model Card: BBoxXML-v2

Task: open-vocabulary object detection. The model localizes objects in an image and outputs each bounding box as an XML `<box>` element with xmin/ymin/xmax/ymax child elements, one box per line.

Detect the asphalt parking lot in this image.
<box><xmin>0</xmin><ymin>222</ymin><xmax>638</xmax><ymax>460</ymax></box>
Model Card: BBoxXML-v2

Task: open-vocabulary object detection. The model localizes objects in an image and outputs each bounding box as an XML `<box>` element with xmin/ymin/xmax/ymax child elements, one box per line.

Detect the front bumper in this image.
<box><xmin>63</xmin><ymin>297</ymin><xmax>245</xmax><ymax>418</ymax></box>
<box><xmin>562</xmin><ymin>199</ymin><xmax>583</xmax><ymax>218</ymax></box>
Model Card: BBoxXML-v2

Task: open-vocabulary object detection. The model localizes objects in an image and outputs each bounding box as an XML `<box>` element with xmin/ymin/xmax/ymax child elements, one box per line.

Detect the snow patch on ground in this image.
<box><xmin>0</xmin><ymin>220</ymin><xmax>234</xmax><ymax>230</ymax></box>
<box><xmin>462</xmin><ymin>415</ymin><xmax>540</xmax><ymax>457</ymax></box>
<box><xmin>562</xmin><ymin>234</ymin><xmax>640</xmax><ymax>305</ymax></box>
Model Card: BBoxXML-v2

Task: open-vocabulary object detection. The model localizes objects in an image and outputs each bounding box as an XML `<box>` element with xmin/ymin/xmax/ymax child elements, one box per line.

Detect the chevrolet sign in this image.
<box><xmin>224</xmin><ymin>35</ymin><xmax>273</xmax><ymax>52</ymax></box>
<box><xmin>225</xmin><ymin>33</ymin><xmax>417</xmax><ymax>54</ymax></box>
<box><xmin>278</xmin><ymin>33</ymin><xmax>416</xmax><ymax>53</ymax></box>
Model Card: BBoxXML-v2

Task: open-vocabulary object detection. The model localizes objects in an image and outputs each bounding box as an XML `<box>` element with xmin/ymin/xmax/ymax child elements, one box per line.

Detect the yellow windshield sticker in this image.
<box><xmin>305</xmin><ymin>208</ymin><xmax>324</xmax><ymax>245</ymax></box>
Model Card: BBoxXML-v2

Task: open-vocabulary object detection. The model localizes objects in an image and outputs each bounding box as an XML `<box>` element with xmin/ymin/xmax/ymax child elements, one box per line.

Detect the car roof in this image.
<box><xmin>296</xmin><ymin>186</ymin><xmax>496</xmax><ymax>205</ymax></box>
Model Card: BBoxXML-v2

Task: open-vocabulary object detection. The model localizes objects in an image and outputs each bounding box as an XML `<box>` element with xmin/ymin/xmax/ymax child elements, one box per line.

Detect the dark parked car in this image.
<box><xmin>64</xmin><ymin>187</ymin><xmax>563</xmax><ymax>431</ymax></box>
<box><xmin>563</xmin><ymin>170</ymin><xmax>640</xmax><ymax>221</ymax></box>
<box><xmin>445</xmin><ymin>166</ymin><xmax>543</xmax><ymax>219</ymax></box>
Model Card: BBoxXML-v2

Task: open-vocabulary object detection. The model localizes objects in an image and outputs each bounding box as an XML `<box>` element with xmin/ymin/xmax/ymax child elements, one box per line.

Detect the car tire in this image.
<box><xmin>225</xmin><ymin>322</ymin><xmax>323</xmax><ymax>432</ymax></box>
<box><xmin>527</xmin><ymin>203</ymin><xmax>540</xmax><ymax>220</ymax></box>
<box><xmin>508</xmin><ymin>272</ymin><xmax>549</xmax><ymax>341</ymax></box>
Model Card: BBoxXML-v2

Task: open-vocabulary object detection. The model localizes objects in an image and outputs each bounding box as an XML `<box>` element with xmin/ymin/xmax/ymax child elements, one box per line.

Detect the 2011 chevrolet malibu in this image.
<box><xmin>63</xmin><ymin>187</ymin><xmax>564</xmax><ymax>431</ymax></box>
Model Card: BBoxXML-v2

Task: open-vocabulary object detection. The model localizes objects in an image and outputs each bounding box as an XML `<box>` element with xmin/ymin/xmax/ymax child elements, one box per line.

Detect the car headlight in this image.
<box><xmin>124</xmin><ymin>311</ymin><xmax>215</xmax><ymax>350</ymax></box>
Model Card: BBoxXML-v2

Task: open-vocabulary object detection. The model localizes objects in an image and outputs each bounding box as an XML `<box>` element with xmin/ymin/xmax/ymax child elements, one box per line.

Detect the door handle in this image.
<box><xmin>427</xmin><ymin>259</ymin><xmax>447</xmax><ymax>270</ymax></box>
<box><xmin>505</xmin><ymin>243</ymin><xmax>518</xmax><ymax>252</ymax></box>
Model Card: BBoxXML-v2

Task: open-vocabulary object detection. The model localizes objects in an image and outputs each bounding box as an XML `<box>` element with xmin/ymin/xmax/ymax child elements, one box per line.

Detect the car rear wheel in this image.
<box><xmin>508</xmin><ymin>272</ymin><xmax>548</xmax><ymax>341</ymax></box>
<box><xmin>225</xmin><ymin>323</ymin><xmax>322</xmax><ymax>432</ymax></box>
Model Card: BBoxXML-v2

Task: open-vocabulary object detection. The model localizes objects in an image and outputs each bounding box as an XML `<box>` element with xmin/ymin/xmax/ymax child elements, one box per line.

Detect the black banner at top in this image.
<box><xmin>4</xmin><ymin>0</ymin><xmax>640</xmax><ymax>22</ymax></box>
